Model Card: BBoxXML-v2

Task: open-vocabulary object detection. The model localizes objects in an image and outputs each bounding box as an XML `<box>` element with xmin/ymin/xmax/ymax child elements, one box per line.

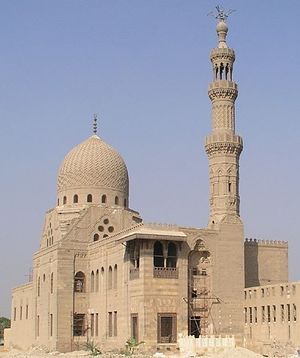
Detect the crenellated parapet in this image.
<box><xmin>245</xmin><ymin>238</ymin><xmax>288</xmax><ymax>247</ymax></box>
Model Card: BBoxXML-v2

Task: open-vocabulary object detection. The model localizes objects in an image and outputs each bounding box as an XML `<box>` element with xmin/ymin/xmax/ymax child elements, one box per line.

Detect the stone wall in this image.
<box><xmin>244</xmin><ymin>239</ymin><xmax>288</xmax><ymax>288</ymax></box>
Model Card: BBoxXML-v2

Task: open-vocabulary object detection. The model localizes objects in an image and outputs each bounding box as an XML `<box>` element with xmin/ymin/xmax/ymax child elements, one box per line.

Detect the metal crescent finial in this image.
<box><xmin>93</xmin><ymin>113</ymin><xmax>98</xmax><ymax>134</ymax></box>
<box><xmin>208</xmin><ymin>5</ymin><xmax>235</xmax><ymax>22</ymax></box>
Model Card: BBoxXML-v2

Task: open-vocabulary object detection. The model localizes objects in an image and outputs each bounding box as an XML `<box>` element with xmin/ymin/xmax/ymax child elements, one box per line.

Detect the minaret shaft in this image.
<box><xmin>205</xmin><ymin>20</ymin><xmax>243</xmax><ymax>223</ymax></box>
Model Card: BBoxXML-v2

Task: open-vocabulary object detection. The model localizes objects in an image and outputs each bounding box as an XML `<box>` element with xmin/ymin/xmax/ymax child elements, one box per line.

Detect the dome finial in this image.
<box><xmin>93</xmin><ymin>113</ymin><xmax>98</xmax><ymax>135</ymax></box>
<box><xmin>208</xmin><ymin>6</ymin><xmax>235</xmax><ymax>48</ymax></box>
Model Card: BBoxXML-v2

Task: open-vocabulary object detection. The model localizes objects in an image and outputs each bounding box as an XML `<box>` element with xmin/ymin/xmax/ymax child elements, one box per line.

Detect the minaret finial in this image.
<box><xmin>208</xmin><ymin>5</ymin><xmax>235</xmax><ymax>22</ymax></box>
<box><xmin>208</xmin><ymin>6</ymin><xmax>235</xmax><ymax>49</ymax></box>
<box><xmin>93</xmin><ymin>113</ymin><xmax>98</xmax><ymax>135</ymax></box>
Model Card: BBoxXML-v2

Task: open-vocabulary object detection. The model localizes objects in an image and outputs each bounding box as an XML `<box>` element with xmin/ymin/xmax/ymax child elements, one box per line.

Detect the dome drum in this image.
<box><xmin>57</xmin><ymin>188</ymin><xmax>128</xmax><ymax>208</ymax></box>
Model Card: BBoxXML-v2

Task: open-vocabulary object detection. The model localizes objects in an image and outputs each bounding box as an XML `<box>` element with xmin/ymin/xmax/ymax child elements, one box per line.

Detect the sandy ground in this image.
<box><xmin>0</xmin><ymin>346</ymin><xmax>295</xmax><ymax>358</ymax></box>
<box><xmin>0</xmin><ymin>346</ymin><xmax>299</xmax><ymax>358</ymax></box>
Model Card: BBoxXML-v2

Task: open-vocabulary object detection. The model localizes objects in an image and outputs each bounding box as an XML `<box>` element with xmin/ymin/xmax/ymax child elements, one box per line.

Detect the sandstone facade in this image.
<box><xmin>5</xmin><ymin>15</ymin><xmax>290</xmax><ymax>353</ymax></box>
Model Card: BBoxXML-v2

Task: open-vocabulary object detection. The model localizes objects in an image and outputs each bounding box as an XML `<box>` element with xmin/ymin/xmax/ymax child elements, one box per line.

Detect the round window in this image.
<box><xmin>108</xmin><ymin>226</ymin><xmax>114</xmax><ymax>233</ymax></box>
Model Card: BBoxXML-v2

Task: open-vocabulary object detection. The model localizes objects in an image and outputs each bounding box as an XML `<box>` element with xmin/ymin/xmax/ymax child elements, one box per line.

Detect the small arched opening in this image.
<box><xmin>73</xmin><ymin>194</ymin><xmax>78</xmax><ymax>204</ymax></box>
<box><xmin>96</xmin><ymin>269</ymin><xmax>99</xmax><ymax>292</ymax></box>
<box><xmin>74</xmin><ymin>271</ymin><xmax>85</xmax><ymax>292</ymax></box>
<box><xmin>50</xmin><ymin>273</ymin><xmax>54</xmax><ymax>294</ymax></box>
<box><xmin>101</xmin><ymin>194</ymin><xmax>107</xmax><ymax>204</ymax></box>
<box><xmin>113</xmin><ymin>264</ymin><xmax>118</xmax><ymax>289</ymax></box>
<box><xmin>108</xmin><ymin>266</ymin><xmax>113</xmax><ymax>289</ymax></box>
<box><xmin>87</xmin><ymin>194</ymin><xmax>93</xmax><ymax>203</ymax></box>
<box><xmin>91</xmin><ymin>271</ymin><xmax>95</xmax><ymax>292</ymax></box>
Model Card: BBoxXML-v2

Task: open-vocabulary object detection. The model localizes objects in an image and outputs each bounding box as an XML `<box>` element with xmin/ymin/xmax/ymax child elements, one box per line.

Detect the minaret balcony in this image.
<box><xmin>205</xmin><ymin>134</ymin><xmax>243</xmax><ymax>157</ymax></box>
<box><xmin>208</xmin><ymin>81</ymin><xmax>238</xmax><ymax>101</ymax></box>
<box><xmin>210</xmin><ymin>47</ymin><xmax>235</xmax><ymax>61</ymax></box>
<box><xmin>209</xmin><ymin>81</ymin><xmax>237</xmax><ymax>90</ymax></box>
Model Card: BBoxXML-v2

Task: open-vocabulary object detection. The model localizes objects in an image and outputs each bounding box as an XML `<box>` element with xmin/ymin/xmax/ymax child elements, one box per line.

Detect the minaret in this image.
<box><xmin>205</xmin><ymin>11</ymin><xmax>243</xmax><ymax>224</ymax></box>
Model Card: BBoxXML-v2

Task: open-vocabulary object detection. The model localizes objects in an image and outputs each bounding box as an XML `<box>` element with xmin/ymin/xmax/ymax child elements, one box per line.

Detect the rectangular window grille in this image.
<box><xmin>26</xmin><ymin>305</ymin><xmax>29</xmax><ymax>320</ymax></box>
<box><xmin>262</xmin><ymin>306</ymin><xmax>265</xmax><ymax>323</ymax></box>
<box><xmin>249</xmin><ymin>307</ymin><xmax>252</xmax><ymax>324</ymax></box>
<box><xmin>95</xmin><ymin>313</ymin><xmax>99</xmax><ymax>336</ymax></box>
<box><xmin>108</xmin><ymin>312</ymin><xmax>112</xmax><ymax>337</ymax></box>
<box><xmin>281</xmin><ymin>304</ymin><xmax>285</xmax><ymax>322</ymax></box>
<box><xmin>293</xmin><ymin>304</ymin><xmax>297</xmax><ymax>322</ymax></box>
<box><xmin>37</xmin><ymin>315</ymin><xmax>40</xmax><ymax>337</ymax></box>
<box><xmin>273</xmin><ymin>305</ymin><xmax>276</xmax><ymax>322</ymax></box>
<box><xmin>244</xmin><ymin>308</ymin><xmax>247</xmax><ymax>324</ymax></box>
<box><xmin>90</xmin><ymin>314</ymin><xmax>94</xmax><ymax>337</ymax></box>
<box><xmin>50</xmin><ymin>314</ymin><xmax>53</xmax><ymax>337</ymax></box>
<box><xmin>267</xmin><ymin>305</ymin><xmax>271</xmax><ymax>323</ymax></box>
<box><xmin>254</xmin><ymin>307</ymin><xmax>258</xmax><ymax>323</ymax></box>
<box><xmin>131</xmin><ymin>314</ymin><xmax>138</xmax><ymax>341</ymax></box>
<box><xmin>114</xmin><ymin>311</ymin><xmax>117</xmax><ymax>336</ymax></box>
<box><xmin>13</xmin><ymin>307</ymin><xmax>16</xmax><ymax>321</ymax></box>
<box><xmin>73</xmin><ymin>314</ymin><xmax>85</xmax><ymax>336</ymax></box>
<box><xmin>287</xmin><ymin>304</ymin><xmax>291</xmax><ymax>322</ymax></box>
<box><xmin>157</xmin><ymin>313</ymin><xmax>177</xmax><ymax>343</ymax></box>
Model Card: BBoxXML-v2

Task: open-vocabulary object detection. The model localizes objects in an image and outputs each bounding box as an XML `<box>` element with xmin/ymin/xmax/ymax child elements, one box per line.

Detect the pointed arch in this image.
<box><xmin>91</xmin><ymin>271</ymin><xmax>95</xmax><ymax>292</ymax></box>
<box><xmin>108</xmin><ymin>266</ymin><xmax>113</xmax><ymax>289</ymax></box>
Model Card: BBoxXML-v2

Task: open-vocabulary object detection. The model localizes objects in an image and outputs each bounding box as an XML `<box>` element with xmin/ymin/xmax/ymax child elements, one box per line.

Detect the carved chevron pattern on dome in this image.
<box><xmin>57</xmin><ymin>135</ymin><xmax>129</xmax><ymax>193</ymax></box>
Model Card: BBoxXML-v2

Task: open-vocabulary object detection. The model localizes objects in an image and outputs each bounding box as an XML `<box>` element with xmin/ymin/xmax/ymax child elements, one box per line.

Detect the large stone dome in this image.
<box><xmin>57</xmin><ymin>135</ymin><xmax>129</xmax><ymax>206</ymax></box>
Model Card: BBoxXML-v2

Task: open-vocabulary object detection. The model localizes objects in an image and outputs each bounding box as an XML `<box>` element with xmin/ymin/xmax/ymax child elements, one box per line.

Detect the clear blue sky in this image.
<box><xmin>1</xmin><ymin>1</ymin><xmax>300</xmax><ymax>317</ymax></box>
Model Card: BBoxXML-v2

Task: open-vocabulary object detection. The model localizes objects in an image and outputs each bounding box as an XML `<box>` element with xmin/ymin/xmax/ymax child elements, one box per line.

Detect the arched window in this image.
<box><xmin>166</xmin><ymin>242</ymin><xmax>177</xmax><ymax>268</ymax></box>
<box><xmin>124</xmin><ymin>198</ymin><xmax>127</xmax><ymax>208</ymax></box>
<box><xmin>108</xmin><ymin>266</ymin><xmax>113</xmax><ymax>289</ymax></box>
<box><xmin>115</xmin><ymin>196</ymin><xmax>119</xmax><ymax>205</ymax></box>
<box><xmin>101</xmin><ymin>195</ymin><xmax>107</xmax><ymax>204</ymax></box>
<box><xmin>63</xmin><ymin>196</ymin><xmax>67</xmax><ymax>205</ymax></box>
<box><xmin>91</xmin><ymin>271</ymin><xmax>95</xmax><ymax>292</ymax></box>
<box><xmin>153</xmin><ymin>241</ymin><xmax>164</xmax><ymax>268</ymax></box>
<box><xmin>73</xmin><ymin>194</ymin><xmax>78</xmax><ymax>203</ymax></box>
<box><xmin>50</xmin><ymin>273</ymin><xmax>53</xmax><ymax>294</ymax></box>
<box><xmin>96</xmin><ymin>269</ymin><xmax>99</xmax><ymax>292</ymax></box>
<box><xmin>37</xmin><ymin>277</ymin><xmax>40</xmax><ymax>297</ymax></box>
<box><xmin>74</xmin><ymin>271</ymin><xmax>85</xmax><ymax>292</ymax></box>
<box><xmin>93</xmin><ymin>233</ymin><xmax>99</xmax><ymax>242</ymax></box>
<box><xmin>220</xmin><ymin>62</ymin><xmax>224</xmax><ymax>80</ymax></box>
<box><xmin>87</xmin><ymin>194</ymin><xmax>93</xmax><ymax>203</ymax></box>
<box><xmin>113</xmin><ymin>265</ymin><xmax>118</xmax><ymax>289</ymax></box>
<box><xmin>100</xmin><ymin>267</ymin><xmax>104</xmax><ymax>292</ymax></box>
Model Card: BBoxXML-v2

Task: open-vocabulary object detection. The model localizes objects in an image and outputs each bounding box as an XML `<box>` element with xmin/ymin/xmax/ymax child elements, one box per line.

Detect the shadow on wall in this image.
<box><xmin>244</xmin><ymin>239</ymin><xmax>259</xmax><ymax>288</ymax></box>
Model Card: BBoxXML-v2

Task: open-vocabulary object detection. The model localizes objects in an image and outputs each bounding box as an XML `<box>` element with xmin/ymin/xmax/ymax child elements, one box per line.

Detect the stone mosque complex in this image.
<box><xmin>5</xmin><ymin>11</ymin><xmax>299</xmax><ymax>355</ymax></box>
